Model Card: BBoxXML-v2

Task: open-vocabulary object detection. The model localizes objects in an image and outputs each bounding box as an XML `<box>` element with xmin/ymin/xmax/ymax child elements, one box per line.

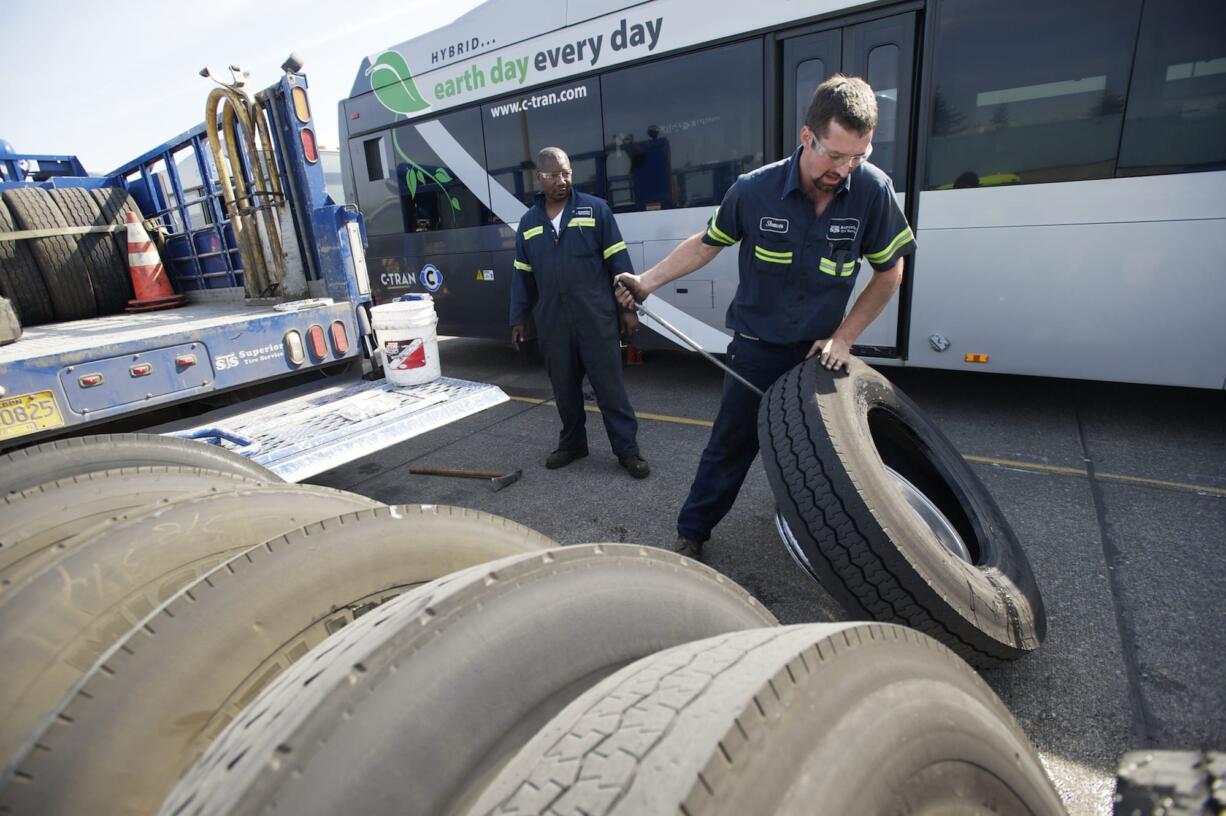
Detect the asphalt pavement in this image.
<box><xmin>308</xmin><ymin>336</ymin><xmax>1226</xmax><ymax>816</ymax></box>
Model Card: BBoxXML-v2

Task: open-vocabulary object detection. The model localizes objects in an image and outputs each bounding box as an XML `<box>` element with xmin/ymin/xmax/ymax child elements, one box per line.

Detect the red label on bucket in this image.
<box><xmin>385</xmin><ymin>338</ymin><xmax>427</xmax><ymax>370</ymax></box>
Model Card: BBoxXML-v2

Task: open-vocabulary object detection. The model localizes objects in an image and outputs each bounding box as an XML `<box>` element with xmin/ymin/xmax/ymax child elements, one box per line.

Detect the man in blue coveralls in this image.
<box><xmin>511</xmin><ymin>147</ymin><xmax>650</xmax><ymax>479</ymax></box>
<box><xmin>616</xmin><ymin>75</ymin><xmax>916</xmax><ymax>556</ymax></box>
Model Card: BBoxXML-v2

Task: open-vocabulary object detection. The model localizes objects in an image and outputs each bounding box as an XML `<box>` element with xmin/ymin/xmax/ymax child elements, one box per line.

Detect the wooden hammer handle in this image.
<box><xmin>409</xmin><ymin>467</ymin><xmax>504</xmax><ymax>479</ymax></box>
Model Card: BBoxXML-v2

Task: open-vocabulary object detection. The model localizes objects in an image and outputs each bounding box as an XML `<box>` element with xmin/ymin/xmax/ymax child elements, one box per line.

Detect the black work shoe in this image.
<box><xmin>546</xmin><ymin>448</ymin><xmax>588</xmax><ymax>469</ymax></box>
<box><xmin>669</xmin><ymin>536</ymin><xmax>703</xmax><ymax>559</ymax></box>
<box><xmin>618</xmin><ymin>455</ymin><xmax>650</xmax><ymax>479</ymax></box>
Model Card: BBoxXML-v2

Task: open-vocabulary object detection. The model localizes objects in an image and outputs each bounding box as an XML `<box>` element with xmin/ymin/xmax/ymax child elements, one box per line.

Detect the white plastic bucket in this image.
<box><xmin>370</xmin><ymin>295</ymin><xmax>441</xmax><ymax>387</ymax></box>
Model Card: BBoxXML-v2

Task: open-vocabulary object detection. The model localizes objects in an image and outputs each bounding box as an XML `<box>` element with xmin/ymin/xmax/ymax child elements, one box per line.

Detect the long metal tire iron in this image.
<box><xmin>630</xmin><ymin>296</ymin><xmax>764</xmax><ymax>398</ymax></box>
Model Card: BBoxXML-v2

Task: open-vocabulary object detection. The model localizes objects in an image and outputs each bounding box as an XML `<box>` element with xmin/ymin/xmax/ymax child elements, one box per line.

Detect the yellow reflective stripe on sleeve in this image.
<box><xmin>569</xmin><ymin>217</ymin><xmax>597</xmax><ymax>228</ymax></box>
<box><xmin>707</xmin><ymin>208</ymin><xmax>736</xmax><ymax>245</ymax></box>
<box><xmin>754</xmin><ymin>246</ymin><xmax>793</xmax><ymax>265</ymax></box>
<box><xmin>603</xmin><ymin>241</ymin><xmax>627</xmax><ymax>260</ymax></box>
<box><xmin>864</xmin><ymin>227</ymin><xmax>914</xmax><ymax>265</ymax></box>
<box><xmin>754</xmin><ymin>245</ymin><xmax>793</xmax><ymax>260</ymax></box>
<box><xmin>513</xmin><ymin>260</ymin><xmax>532</xmax><ymax>272</ymax></box>
<box><xmin>523</xmin><ymin>226</ymin><xmax>544</xmax><ymax>240</ymax></box>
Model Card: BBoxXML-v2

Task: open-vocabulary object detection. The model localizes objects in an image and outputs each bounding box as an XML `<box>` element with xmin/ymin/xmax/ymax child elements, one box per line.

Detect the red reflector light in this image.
<box><xmin>350</xmin><ymin>112</ymin><xmax>360</xmax><ymax>120</ymax></box>
<box><xmin>330</xmin><ymin>320</ymin><xmax>350</xmax><ymax>355</ymax></box>
<box><xmin>78</xmin><ymin>373</ymin><xmax>104</xmax><ymax>388</ymax></box>
<box><xmin>307</xmin><ymin>324</ymin><xmax>328</xmax><ymax>360</ymax></box>
<box><xmin>300</xmin><ymin>128</ymin><xmax>318</xmax><ymax>163</ymax></box>
<box><xmin>175</xmin><ymin>354</ymin><xmax>196</xmax><ymax>368</ymax></box>
<box><xmin>130</xmin><ymin>363</ymin><xmax>153</xmax><ymax>377</ymax></box>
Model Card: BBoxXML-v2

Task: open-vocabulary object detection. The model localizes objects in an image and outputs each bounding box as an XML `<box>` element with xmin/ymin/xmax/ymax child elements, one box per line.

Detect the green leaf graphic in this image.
<box><xmin>405</xmin><ymin>168</ymin><xmax>417</xmax><ymax>197</ymax></box>
<box><xmin>416</xmin><ymin>169</ymin><xmax>426</xmax><ymax>185</ymax></box>
<box><xmin>366</xmin><ymin>50</ymin><xmax>430</xmax><ymax>114</ymax></box>
<box><xmin>434</xmin><ymin>168</ymin><xmax>453</xmax><ymax>184</ymax></box>
<box><xmin>449</xmin><ymin>196</ymin><xmax>461</xmax><ymax>210</ymax></box>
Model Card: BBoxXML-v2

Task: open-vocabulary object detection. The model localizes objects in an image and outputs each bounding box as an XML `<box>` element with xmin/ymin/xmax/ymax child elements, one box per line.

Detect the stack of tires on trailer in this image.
<box><xmin>0</xmin><ymin>187</ymin><xmax>142</xmax><ymax>327</ymax></box>
<box><xmin>0</xmin><ymin>358</ymin><xmax>1086</xmax><ymax>815</ymax></box>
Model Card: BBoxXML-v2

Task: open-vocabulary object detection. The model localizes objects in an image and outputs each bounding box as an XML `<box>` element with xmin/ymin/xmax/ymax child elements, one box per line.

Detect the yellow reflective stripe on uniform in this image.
<box><xmin>754</xmin><ymin>245</ymin><xmax>793</xmax><ymax>260</ymax></box>
<box><xmin>840</xmin><ymin>260</ymin><xmax>857</xmax><ymax>276</ymax></box>
<box><xmin>569</xmin><ymin>217</ymin><xmax>596</xmax><ymax>228</ymax></box>
<box><xmin>513</xmin><ymin>260</ymin><xmax>532</xmax><ymax>272</ymax></box>
<box><xmin>603</xmin><ymin>241</ymin><xmax>627</xmax><ymax>260</ymax></box>
<box><xmin>523</xmin><ymin>226</ymin><xmax>544</xmax><ymax>240</ymax></box>
<box><xmin>754</xmin><ymin>248</ymin><xmax>792</xmax><ymax>265</ymax></box>
<box><xmin>864</xmin><ymin>227</ymin><xmax>914</xmax><ymax>265</ymax></box>
<box><xmin>707</xmin><ymin>209</ymin><xmax>736</xmax><ymax>245</ymax></box>
<box><xmin>819</xmin><ymin>258</ymin><xmax>839</xmax><ymax>276</ymax></box>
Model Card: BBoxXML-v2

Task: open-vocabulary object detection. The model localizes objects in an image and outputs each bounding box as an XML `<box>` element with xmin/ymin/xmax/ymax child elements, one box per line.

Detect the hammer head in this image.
<box><xmin>490</xmin><ymin>469</ymin><xmax>523</xmax><ymax>492</ymax></box>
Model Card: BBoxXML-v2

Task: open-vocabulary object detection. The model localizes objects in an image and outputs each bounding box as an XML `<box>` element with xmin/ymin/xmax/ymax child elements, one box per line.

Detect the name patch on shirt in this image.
<box><xmin>573</xmin><ymin>206</ymin><xmax>593</xmax><ymax>218</ymax></box>
<box><xmin>827</xmin><ymin>218</ymin><xmax>860</xmax><ymax>241</ymax></box>
<box><xmin>760</xmin><ymin>217</ymin><xmax>789</xmax><ymax>234</ymax></box>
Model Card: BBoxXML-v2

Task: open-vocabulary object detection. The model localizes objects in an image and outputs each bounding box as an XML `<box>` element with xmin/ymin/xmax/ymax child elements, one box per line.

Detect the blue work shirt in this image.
<box><xmin>702</xmin><ymin>145</ymin><xmax>916</xmax><ymax>345</ymax></box>
<box><xmin>509</xmin><ymin>190</ymin><xmax>633</xmax><ymax>338</ymax></box>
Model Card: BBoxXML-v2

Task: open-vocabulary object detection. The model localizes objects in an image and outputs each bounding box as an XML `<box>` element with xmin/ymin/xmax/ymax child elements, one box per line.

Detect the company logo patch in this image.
<box><xmin>760</xmin><ymin>217</ymin><xmax>789</xmax><ymax>234</ymax></box>
<box><xmin>573</xmin><ymin>206</ymin><xmax>593</xmax><ymax>218</ymax></box>
<box><xmin>827</xmin><ymin>218</ymin><xmax>860</xmax><ymax>241</ymax></box>
<box><xmin>419</xmin><ymin>263</ymin><xmax>443</xmax><ymax>292</ymax></box>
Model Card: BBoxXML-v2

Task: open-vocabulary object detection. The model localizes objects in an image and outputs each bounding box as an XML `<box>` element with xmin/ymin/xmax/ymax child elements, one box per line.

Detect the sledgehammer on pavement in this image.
<box><xmin>408</xmin><ymin>466</ymin><xmax>523</xmax><ymax>492</ymax></box>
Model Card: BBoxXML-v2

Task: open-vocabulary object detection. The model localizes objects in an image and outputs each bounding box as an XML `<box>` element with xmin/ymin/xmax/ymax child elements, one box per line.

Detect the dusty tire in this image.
<box><xmin>0</xmin><ymin>198</ymin><xmax>54</xmax><ymax>326</ymax></box>
<box><xmin>0</xmin><ymin>432</ymin><xmax>281</xmax><ymax>495</ymax></box>
<box><xmin>473</xmin><ymin>622</ymin><xmax>1065</xmax><ymax>816</ymax></box>
<box><xmin>758</xmin><ymin>356</ymin><xmax>1046</xmax><ymax>667</ymax></box>
<box><xmin>1114</xmin><ymin>750</ymin><xmax>1226</xmax><ymax>816</ymax></box>
<box><xmin>162</xmin><ymin>544</ymin><xmax>778</xmax><ymax>816</ymax></box>
<box><xmin>0</xmin><ymin>484</ymin><xmax>379</xmax><ymax>768</ymax></box>
<box><xmin>0</xmin><ymin>187</ymin><xmax>95</xmax><ymax>321</ymax></box>
<box><xmin>0</xmin><ymin>467</ymin><xmax>265</xmax><ymax>586</ymax></box>
<box><xmin>0</xmin><ymin>506</ymin><xmax>555</xmax><ymax>816</ymax></box>
<box><xmin>46</xmin><ymin>187</ymin><xmax>130</xmax><ymax>314</ymax></box>
<box><xmin>88</xmin><ymin>187</ymin><xmax>141</xmax><ymax>301</ymax></box>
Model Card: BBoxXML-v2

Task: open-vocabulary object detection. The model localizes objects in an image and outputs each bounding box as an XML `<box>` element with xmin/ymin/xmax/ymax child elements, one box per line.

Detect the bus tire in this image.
<box><xmin>757</xmin><ymin>356</ymin><xmax>1046</xmax><ymax>667</ymax></box>
<box><xmin>161</xmin><ymin>544</ymin><xmax>777</xmax><ymax>816</ymax></box>
<box><xmin>0</xmin><ymin>198</ymin><xmax>55</xmax><ymax>326</ymax></box>
<box><xmin>1114</xmin><ymin>750</ymin><xmax>1226</xmax><ymax>816</ymax></box>
<box><xmin>472</xmin><ymin>623</ymin><xmax>1064</xmax><ymax>816</ymax></box>
<box><xmin>0</xmin><ymin>466</ymin><xmax>264</xmax><ymax>585</ymax></box>
<box><xmin>0</xmin><ymin>483</ymin><xmax>379</xmax><ymax>769</ymax></box>
<box><xmin>88</xmin><ymin>187</ymin><xmax>142</xmax><ymax>294</ymax></box>
<box><xmin>0</xmin><ymin>187</ymin><xmax>96</xmax><ymax>321</ymax></box>
<box><xmin>0</xmin><ymin>506</ymin><xmax>555</xmax><ymax>816</ymax></box>
<box><xmin>46</xmin><ymin>187</ymin><xmax>130</xmax><ymax>315</ymax></box>
<box><xmin>0</xmin><ymin>432</ymin><xmax>281</xmax><ymax>494</ymax></box>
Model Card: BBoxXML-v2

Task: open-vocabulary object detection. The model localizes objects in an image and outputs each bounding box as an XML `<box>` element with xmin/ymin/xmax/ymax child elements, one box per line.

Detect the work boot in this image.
<box><xmin>668</xmin><ymin>536</ymin><xmax>703</xmax><ymax>559</ymax></box>
<box><xmin>618</xmin><ymin>455</ymin><xmax>650</xmax><ymax>479</ymax></box>
<box><xmin>546</xmin><ymin>448</ymin><xmax>588</xmax><ymax>469</ymax></box>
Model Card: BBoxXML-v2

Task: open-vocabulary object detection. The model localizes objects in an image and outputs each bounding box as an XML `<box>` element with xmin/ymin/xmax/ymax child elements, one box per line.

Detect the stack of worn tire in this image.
<box><xmin>0</xmin><ymin>427</ymin><xmax>1068</xmax><ymax>814</ymax></box>
<box><xmin>0</xmin><ymin>187</ymin><xmax>141</xmax><ymax>326</ymax></box>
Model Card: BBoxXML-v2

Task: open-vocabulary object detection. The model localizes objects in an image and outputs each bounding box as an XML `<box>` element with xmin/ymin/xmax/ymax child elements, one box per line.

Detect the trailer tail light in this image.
<box><xmin>330</xmin><ymin>320</ymin><xmax>349</xmax><ymax>355</ymax></box>
<box><xmin>78</xmin><ymin>373</ymin><xmax>104</xmax><ymax>388</ymax></box>
<box><xmin>306</xmin><ymin>324</ymin><xmax>328</xmax><ymax>360</ymax></box>
<box><xmin>964</xmin><ymin>353</ymin><xmax>989</xmax><ymax>364</ymax></box>
<box><xmin>175</xmin><ymin>354</ymin><xmax>197</xmax><ymax>368</ymax></box>
<box><xmin>291</xmin><ymin>86</ymin><xmax>311</xmax><ymax>123</ymax></box>
<box><xmin>300</xmin><ymin>128</ymin><xmax>318</xmax><ymax>163</ymax></box>
<box><xmin>284</xmin><ymin>330</ymin><xmax>306</xmax><ymax>365</ymax></box>
<box><xmin>129</xmin><ymin>363</ymin><xmax>153</xmax><ymax>377</ymax></box>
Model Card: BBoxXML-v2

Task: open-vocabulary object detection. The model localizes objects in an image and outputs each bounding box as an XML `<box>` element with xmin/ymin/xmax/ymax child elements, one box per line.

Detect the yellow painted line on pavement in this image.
<box><xmin>509</xmin><ymin>396</ymin><xmax>1223</xmax><ymax>497</ymax></box>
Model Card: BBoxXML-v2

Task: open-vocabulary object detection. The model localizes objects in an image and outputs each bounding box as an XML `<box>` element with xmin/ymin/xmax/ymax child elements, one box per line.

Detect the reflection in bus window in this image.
<box><xmin>1118</xmin><ymin>0</ymin><xmax>1226</xmax><ymax>176</ymax></box>
<box><xmin>390</xmin><ymin>109</ymin><xmax>492</xmax><ymax>233</ymax></box>
<box><xmin>601</xmin><ymin>40</ymin><xmax>764</xmax><ymax>213</ymax></box>
<box><xmin>925</xmin><ymin>0</ymin><xmax>1142</xmax><ymax>189</ymax></box>
<box><xmin>795</xmin><ymin>59</ymin><xmax>826</xmax><ymax>135</ymax></box>
<box><xmin>866</xmin><ymin>45</ymin><xmax>899</xmax><ymax>181</ymax></box>
<box><xmin>481</xmin><ymin>79</ymin><xmax>603</xmax><ymax>206</ymax></box>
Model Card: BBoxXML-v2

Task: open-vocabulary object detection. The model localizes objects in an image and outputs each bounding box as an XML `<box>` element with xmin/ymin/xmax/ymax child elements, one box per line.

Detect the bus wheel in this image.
<box><xmin>161</xmin><ymin>544</ymin><xmax>777</xmax><ymax>816</ymax></box>
<box><xmin>471</xmin><ymin>623</ymin><xmax>1064</xmax><ymax>816</ymax></box>
<box><xmin>757</xmin><ymin>356</ymin><xmax>1046</xmax><ymax>667</ymax></box>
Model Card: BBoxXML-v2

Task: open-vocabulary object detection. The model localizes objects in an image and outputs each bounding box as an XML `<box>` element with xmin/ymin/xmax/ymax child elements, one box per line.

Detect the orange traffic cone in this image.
<box><xmin>125</xmin><ymin>211</ymin><xmax>186</xmax><ymax>312</ymax></box>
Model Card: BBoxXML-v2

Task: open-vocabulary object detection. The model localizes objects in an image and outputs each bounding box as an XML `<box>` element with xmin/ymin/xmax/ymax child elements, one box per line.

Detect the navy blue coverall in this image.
<box><xmin>510</xmin><ymin>190</ymin><xmax>640</xmax><ymax>457</ymax></box>
<box><xmin>677</xmin><ymin>145</ymin><xmax>916</xmax><ymax>543</ymax></box>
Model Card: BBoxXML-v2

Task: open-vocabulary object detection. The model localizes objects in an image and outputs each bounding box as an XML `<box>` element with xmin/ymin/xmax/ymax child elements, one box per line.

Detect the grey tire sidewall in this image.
<box><xmin>0</xmin><ymin>433</ymin><xmax>282</xmax><ymax>494</ymax></box>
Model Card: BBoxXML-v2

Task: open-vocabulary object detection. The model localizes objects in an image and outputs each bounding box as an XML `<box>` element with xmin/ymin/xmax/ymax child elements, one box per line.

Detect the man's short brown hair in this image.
<box><xmin>804</xmin><ymin>74</ymin><xmax>878</xmax><ymax>137</ymax></box>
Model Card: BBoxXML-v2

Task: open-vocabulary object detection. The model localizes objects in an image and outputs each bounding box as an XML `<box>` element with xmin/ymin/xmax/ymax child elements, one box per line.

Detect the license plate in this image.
<box><xmin>0</xmin><ymin>390</ymin><xmax>65</xmax><ymax>442</ymax></box>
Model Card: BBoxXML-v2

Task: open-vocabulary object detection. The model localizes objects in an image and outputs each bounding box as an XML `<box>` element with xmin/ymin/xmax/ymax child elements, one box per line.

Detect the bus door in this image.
<box><xmin>780</xmin><ymin>12</ymin><xmax>917</xmax><ymax>358</ymax></box>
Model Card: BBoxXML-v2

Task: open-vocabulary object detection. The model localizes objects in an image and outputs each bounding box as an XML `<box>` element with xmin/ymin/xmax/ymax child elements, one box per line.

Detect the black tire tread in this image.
<box><xmin>88</xmin><ymin>187</ymin><xmax>140</xmax><ymax>304</ymax></box>
<box><xmin>45</xmin><ymin>188</ymin><xmax>130</xmax><ymax>314</ymax></box>
<box><xmin>0</xmin><ymin>199</ymin><xmax>54</xmax><ymax>326</ymax></box>
<box><xmin>0</xmin><ymin>187</ymin><xmax>95</xmax><ymax>320</ymax></box>
<box><xmin>761</xmin><ymin>360</ymin><xmax>1015</xmax><ymax>667</ymax></box>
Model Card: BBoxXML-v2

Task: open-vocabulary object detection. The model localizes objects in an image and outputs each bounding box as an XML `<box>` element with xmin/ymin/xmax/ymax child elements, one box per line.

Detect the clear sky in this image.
<box><xmin>0</xmin><ymin>0</ymin><xmax>483</xmax><ymax>174</ymax></box>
